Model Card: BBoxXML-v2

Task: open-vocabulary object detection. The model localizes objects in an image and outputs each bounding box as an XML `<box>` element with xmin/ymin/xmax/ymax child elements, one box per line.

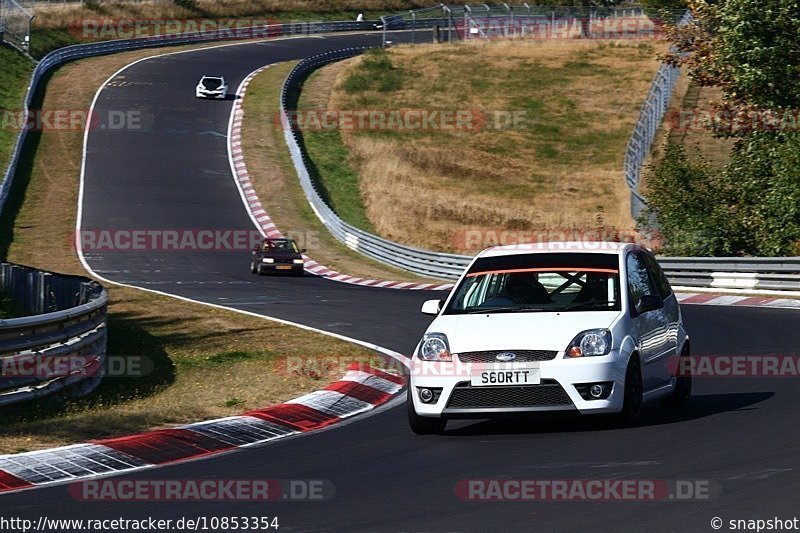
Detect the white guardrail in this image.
<box><xmin>280</xmin><ymin>48</ymin><xmax>800</xmax><ymax>291</ymax></box>
<box><xmin>0</xmin><ymin>262</ymin><xmax>107</xmax><ymax>405</ymax></box>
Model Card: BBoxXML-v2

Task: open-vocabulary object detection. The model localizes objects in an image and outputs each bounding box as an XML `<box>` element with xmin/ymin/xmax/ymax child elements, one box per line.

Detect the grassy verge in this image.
<box><xmin>0</xmin><ymin>44</ymin><xmax>381</xmax><ymax>454</ymax></box>
<box><xmin>299</xmin><ymin>65</ymin><xmax>375</xmax><ymax>232</ymax></box>
<box><xmin>239</xmin><ymin>62</ymin><xmax>437</xmax><ymax>283</ymax></box>
<box><xmin>0</xmin><ymin>286</ymin><xmax>380</xmax><ymax>454</ymax></box>
<box><xmin>29</xmin><ymin>1</ymin><xmax>429</xmax><ymax>58</ymax></box>
<box><xmin>0</xmin><ymin>45</ymin><xmax>34</xmax><ymax>172</ymax></box>
<box><xmin>306</xmin><ymin>40</ymin><xmax>666</xmax><ymax>253</ymax></box>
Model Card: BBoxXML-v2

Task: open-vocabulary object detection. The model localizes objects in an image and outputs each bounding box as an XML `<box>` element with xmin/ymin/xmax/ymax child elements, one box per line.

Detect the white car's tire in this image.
<box><xmin>664</xmin><ymin>346</ymin><xmax>692</xmax><ymax>408</ymax></box>
<box><xmin>618</xmin><ymin>355</ymin><xmax>643</xmax><ymax>427</ymax></box>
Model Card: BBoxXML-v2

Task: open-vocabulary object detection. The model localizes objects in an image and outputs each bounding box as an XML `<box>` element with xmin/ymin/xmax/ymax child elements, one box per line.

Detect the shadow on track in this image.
<box><xmin>439</xmin><ymin>391</ymin><xmax>774</xmax><ymax>436</ymax></box>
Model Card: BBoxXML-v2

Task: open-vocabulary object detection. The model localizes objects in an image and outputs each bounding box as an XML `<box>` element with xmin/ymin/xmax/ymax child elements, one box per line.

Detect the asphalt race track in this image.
<box><xmin>79</xmin><ymin>31</ymin><xmax>435</xmax><ymax>348</ymax></box>
<box><xmin>4</xmin><ymin>31</ymin><xmax>800</xmax><ymax>532</ymax></box>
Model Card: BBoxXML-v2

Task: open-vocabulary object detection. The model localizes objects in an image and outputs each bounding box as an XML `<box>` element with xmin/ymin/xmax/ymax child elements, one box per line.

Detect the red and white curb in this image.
<box><xmin>0</xmin><ymin>364</ymin><xmax>404</xmax><ymax>494</ymax></box>
<box><xmin>676</xmin><ymin>292</ymin><xmax>800</xmax><ymax>309</ymax></box>
<box><xmin>227</xmin><ymin>66</ymin><xmax>454</xmax><ymax>292</ymax></box>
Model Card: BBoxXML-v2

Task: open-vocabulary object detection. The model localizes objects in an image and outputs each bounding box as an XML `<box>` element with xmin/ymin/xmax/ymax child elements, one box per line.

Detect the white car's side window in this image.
<box><xmin>626</xmin><ymin>253</ymin><xmax>656</xmax><ymax>304</ymax></box>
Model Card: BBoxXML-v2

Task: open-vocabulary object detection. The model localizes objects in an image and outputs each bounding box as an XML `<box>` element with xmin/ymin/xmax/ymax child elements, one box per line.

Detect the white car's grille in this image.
<box><xmin>457</xmin><ymin>350</ymin><xmax>558</xmax><ymax>363</ymax></box>
<box><xmin>446</xmin><ymin>380</ymin><xmax>572</xmax><ymax>409</ymax></box>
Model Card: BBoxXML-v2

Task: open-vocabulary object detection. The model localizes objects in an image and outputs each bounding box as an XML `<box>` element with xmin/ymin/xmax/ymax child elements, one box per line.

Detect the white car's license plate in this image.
<box><xmin>470</xmin><ymin>366</ymin><xmax>541</xmax><ymax>387</ymax></box>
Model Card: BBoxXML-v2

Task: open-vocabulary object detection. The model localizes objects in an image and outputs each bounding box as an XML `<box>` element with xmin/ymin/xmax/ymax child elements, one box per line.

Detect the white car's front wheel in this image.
<box><xmin>664</xmin><ymin>346</ymin><xmax>692</xmax><ymax>408</ymax></box>
<box><xmin>618</xmin><ymin>355</ymin><xmax>643</xmax><ymax>427</ymax></box>
<box><xmin>407</xmin><ymin>388</ymin><xmax>446</xmax><ymax>435</ymax></box>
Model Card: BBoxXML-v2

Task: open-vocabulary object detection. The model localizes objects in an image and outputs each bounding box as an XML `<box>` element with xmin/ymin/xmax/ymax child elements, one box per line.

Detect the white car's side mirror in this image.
<box><xmin>421</xmin><ymin>299</ymin><xmax>442</xmax><ymax>316</ymax></box>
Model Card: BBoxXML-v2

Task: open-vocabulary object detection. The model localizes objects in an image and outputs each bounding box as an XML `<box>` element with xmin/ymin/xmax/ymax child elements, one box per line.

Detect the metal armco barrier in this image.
<box><xmin>0</xmin><ymin>19</ymin><xmax>385</xmax><ymax>220</ymax></box>
<box><xmin>281</xmin><ymin>48</ymin><xmax>471</xmax><ymax>280</ymax></box>
<box><xmin>0</xmin><ymin>263</ymin><xmax>107</xmax><ymax>405</ymax></box>
<box><xmin>625</xmin><ymin>10</ymin><xmax>693</xmax><ymax>219</ymax></box>
<box><xmin>659</xmin><ymin>258</ymin><xmax>800</xmax><ymax>292</ymax></box>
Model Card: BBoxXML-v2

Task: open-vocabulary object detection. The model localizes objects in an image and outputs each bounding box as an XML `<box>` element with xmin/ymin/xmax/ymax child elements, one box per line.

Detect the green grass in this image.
<box><xmin>342</xmin><ymin>48</ymin><xmax>403</xmax><ymax>94</ymax></box>
<box><xmin>298</xmin><ymin>69</ymin><xmax>377</xmax><ymax>232</ymax></box>
<box><xmin>0</xmin><ymin>45</ymin><xmax>34</xmax><ymax>173</ymax></box>
<box><xmin>29</xmin><ymin>29</ymin><xmax>81</xmax><ymax>59</ymax></box>
<box><xmin>298</xmin><ymin>40</ymin><xmax>663</xmax><ymax>250</ymax></box>
<box><xmin>337</xmin><ymin>48</ymin><xmax>633</xmax><ymax>163</ymax></box>
<box><xmin>323</xmin><ymin>43</ymin><xmax>637</xmax><ymax>190</ymax></box>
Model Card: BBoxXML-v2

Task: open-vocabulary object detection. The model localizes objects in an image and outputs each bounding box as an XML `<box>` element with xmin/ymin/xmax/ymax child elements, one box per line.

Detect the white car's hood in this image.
<box><xmin>428</xmin><ymin>311</ymin><xmax>621</xmax><ymax>353</ymax></box>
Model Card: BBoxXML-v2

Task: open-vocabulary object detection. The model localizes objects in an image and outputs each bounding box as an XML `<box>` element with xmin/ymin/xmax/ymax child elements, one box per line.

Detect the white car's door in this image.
<box><xmin>644</xmin><ymin>252</ymin><xmax>680</xmax><ymax>357</ymax></box>
<box><xmin>626</xmin><ymin>251</ymin><xmax>671</xmax><ymax>391</ymax></box>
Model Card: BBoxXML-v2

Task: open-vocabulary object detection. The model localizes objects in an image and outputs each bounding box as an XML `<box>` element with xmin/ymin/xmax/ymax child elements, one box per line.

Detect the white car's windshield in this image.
<box><xmin>202</xmin><ymin>77</ymin><xmax>224</xmax><ymax>89</ymax></box>
<box><xmin>445</xmin><ymin>252</ymin><xmax>621</xmax><ymax>314</ymax></box>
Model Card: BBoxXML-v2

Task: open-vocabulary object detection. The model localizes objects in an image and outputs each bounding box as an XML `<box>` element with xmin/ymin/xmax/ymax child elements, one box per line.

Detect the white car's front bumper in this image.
<box><xmin>409</xmin><ymin>351</ymin><xmax>628</xmax><ymax>418</ymax></box>
<box><xmin>196</xmin><ymin>90</ymin><xmax>225</xmax><ymax>99</ymax></box>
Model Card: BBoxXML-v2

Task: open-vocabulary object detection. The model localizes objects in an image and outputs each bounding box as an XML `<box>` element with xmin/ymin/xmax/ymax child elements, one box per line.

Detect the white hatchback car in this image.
<box><xmin>195</xmin><ymin>75</ymin><xmax>228</xmax><ymax>99</ymax></box>
<box><xmin>408</xmin><ymin>242</ymin><xmax>691</xmax><ymax>434</ymax></box>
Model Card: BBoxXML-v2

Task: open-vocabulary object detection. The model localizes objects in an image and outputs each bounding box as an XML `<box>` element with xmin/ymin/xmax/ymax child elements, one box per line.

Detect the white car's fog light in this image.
<box><xmin>419</xmin><ymin>388</ymin><xmax>434</xmax><ymax>403</ymax></box>
<box><xmin>575</xmin><ymin>382</ymin><xmax>613</xmax><ymax>401</ymax></box>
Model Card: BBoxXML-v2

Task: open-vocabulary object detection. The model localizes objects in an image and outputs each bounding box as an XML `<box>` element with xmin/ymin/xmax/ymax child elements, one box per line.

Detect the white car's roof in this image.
<box><xmin>476</xmin><ymin>241</ymin><xmax>646</xmax><ymax>258</ymax></box>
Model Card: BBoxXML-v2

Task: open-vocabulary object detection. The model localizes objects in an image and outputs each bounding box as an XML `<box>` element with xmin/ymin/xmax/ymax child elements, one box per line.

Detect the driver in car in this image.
<box><xmin>485</xmin><ymin>273</ymin><xmax>552</xmax><ymax>306</ymax></box>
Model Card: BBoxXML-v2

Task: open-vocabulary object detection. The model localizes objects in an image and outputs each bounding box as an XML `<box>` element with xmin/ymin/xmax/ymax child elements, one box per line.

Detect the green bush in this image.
<box><xmin>643</xmin><ymin>143</ymin><xmax>733</xmax><ymax>255</ymax></box>
<box><xmin>644</xmin><ymin>135</ymin><xmax>800</xmax><ymax>256</ymax></box>
<box><xmin>725</xmin><ymin>133</ymin><xmax>800</xmax><ymax>255</ymax></box>
<box><xmin>342</xmin><ymin>48</ymin><xmax>402</xmax><ymax>94</ymax></box>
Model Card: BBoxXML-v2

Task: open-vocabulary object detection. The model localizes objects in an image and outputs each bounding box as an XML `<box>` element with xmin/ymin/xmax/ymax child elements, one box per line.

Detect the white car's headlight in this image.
<box><xmin>262</xmin><ymin>258</ymin><xmax>274</xmax><ymax>263</ymax></box>
<box><xmin>566</xmin><ymin>329</ymin><xmax>612</xmax><ymax>358</ymax></box>
<box><xmin>417</xmin><ymin>332</ymin><xmax>452</xmax><ymax>361</ymax></box>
